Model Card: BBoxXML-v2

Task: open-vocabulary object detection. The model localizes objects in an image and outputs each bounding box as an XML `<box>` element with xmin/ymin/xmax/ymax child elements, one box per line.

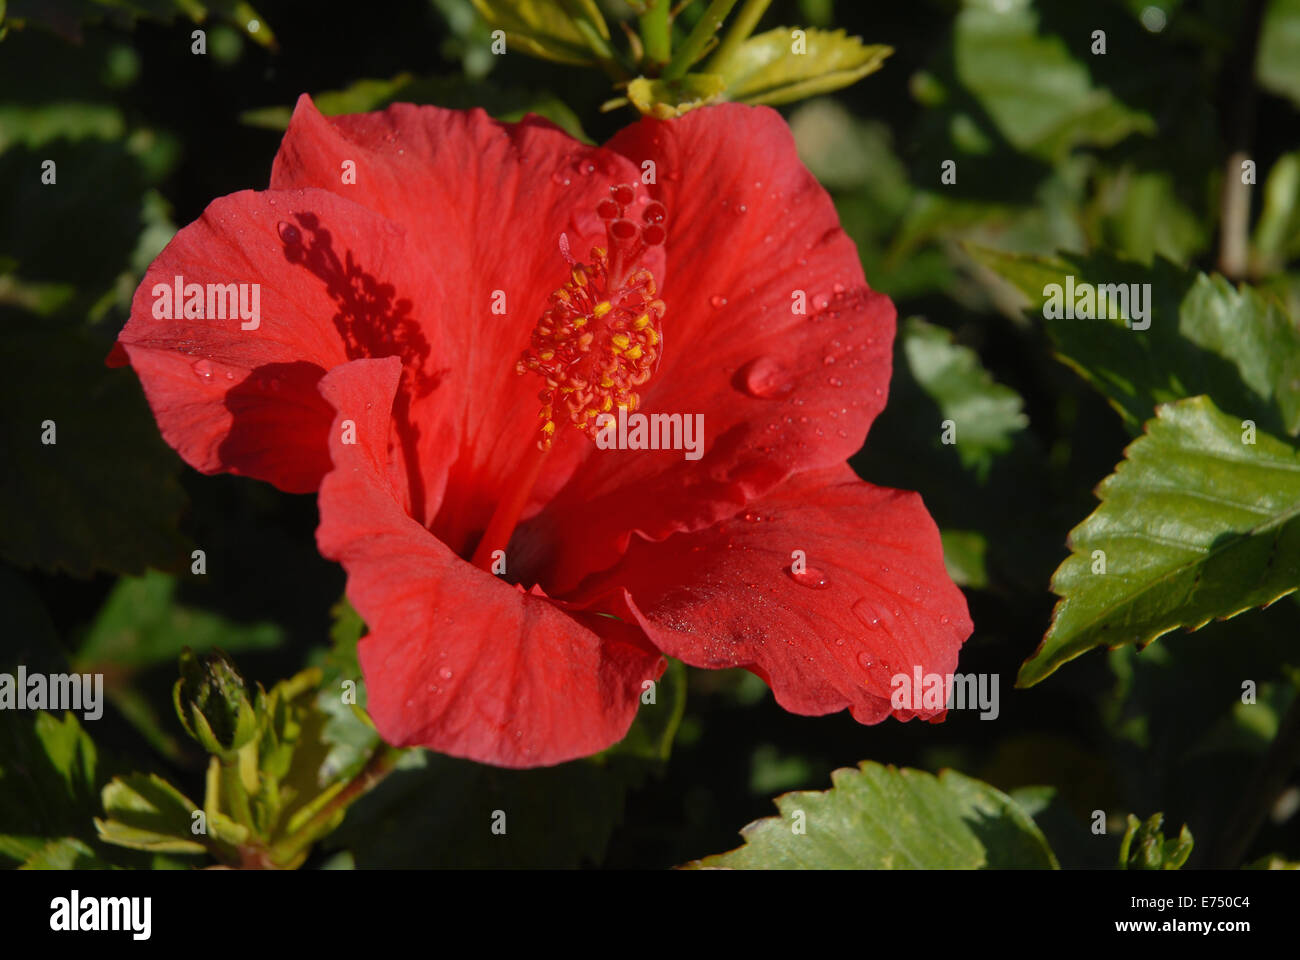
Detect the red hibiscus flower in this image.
<box><xmin>111</xmin><ymin>95</ymin><xmax>972</xmax><ymax>768</ymax></box>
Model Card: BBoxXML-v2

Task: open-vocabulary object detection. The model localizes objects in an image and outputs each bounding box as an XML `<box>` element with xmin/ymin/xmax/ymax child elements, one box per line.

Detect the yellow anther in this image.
<box><xmin>645</xmin><ymin>328</ymin><xmax>659</xmax><ymax>346</ymax></box>
<box><xmin>633</xmin><ymin>314</ymin><xmax>649</xmax><ymax>330</ymax></box>
<box><xmin>611</xmin><ymin>334</ymin><xmax>631</xmax><ymax>349</ymax></box>
<box><xmin>593</xmin><ymin>301</ymin><xmax>613</xmax><ymax>317</ymax></box>
<box><xmin>624</xmin><ymin>345</ymin><xmax>643</xmax><ymax>360</ymax></box>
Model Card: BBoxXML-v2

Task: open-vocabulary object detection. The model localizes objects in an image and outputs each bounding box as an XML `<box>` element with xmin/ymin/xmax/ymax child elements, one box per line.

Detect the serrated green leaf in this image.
<box><xmin>1022</xmin><ymin>396</ymin><xmax>1300</xmax><ymax>685</ymax></box>
<box><xmin>709</xmin><ymin>27</ymin><xmax>891</xmax><ymax>106</ymax></box>
<box><xmin>971</xmin><ymin>248</ymin><xmax>1300</xmax><ymax>437</ymax></box>
<box><xmin>686</xmin><ymin>761</ymin><xmax>1058</xmax><ymax>869</ymax></box>
<box><xmin>626</xmin><ymin>73</ymin><xmax>727</xmax><ymax>118</ymax></box>
<box><xmin>95</xmin><ymin>773</ymin><xmax>205</xmax><ymax>854</ymax></box>
<box><xmin>902</xmin><ymin>316</ymin><xmax>1028</xmax><ymax>480</ymax></box>
<box><xmin>470</xmin><ymin>0</ymin><xmax>608</xmax><ymax>65</ymax></box>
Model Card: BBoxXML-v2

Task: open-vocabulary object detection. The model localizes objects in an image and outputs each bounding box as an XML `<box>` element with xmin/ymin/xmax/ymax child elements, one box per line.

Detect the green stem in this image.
<box><xmin>558</xmin><ymin>0</ymin><xmax>629</xmax><ymax>81</ymax></box>
<box><xmin>268</xmin><ymin>745</ymin><xmax>403</xmax><ymax>867</ymax></box>
<box><xmin>639</xmin><ymin>0</ymin><xmax>672</xmax><ymax>69</ymax></box>
<box><xmin>663</xmin><ymin>0</ymin><xmax>739</xmax><ymax>80</ymax></box>
<box><xmin>707</xmin><ymin>0</ymin><xmax>771</xmax><ymax>75</ymax></box>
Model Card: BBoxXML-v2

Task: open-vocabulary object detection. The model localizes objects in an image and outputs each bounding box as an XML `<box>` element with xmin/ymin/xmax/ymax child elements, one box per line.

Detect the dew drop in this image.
<box><xmin>742</xmin><ymin>510</ymin><xmax>764</xmax><ymax>522</ymax></box>
<box><xmin>737</xmin><ymin>356</ymin><xmax>795</xmax><ymax>399</ymax></box>
<box><xmin>789</xmin><ymin>566</ymin><xmax>831</xmax><ymax>589</ymax></box>
<box><xmin>828</xmin><ymin>376</ymin><xmax>843</xmax><ymax>387</ymax></box>
<box><xmin>710</xmin><ymin>294</ymin><xmax>728</xmax><ymax>308</ymax></box>
<box><xmin>823</xmin><ymin>354</ymin><xmax>836</xmax><ymax>365</ymax></box>
<box><xmin>438</xmin><ymin>667</ymin><xmax>453</xmax><ymax>680</ymax></box>
<box><xmin>852</xmin><ymin>599</ymin><xmax>880</xmax><ymax>629</ymax></box>
<box><xmin>192</xmin><ymin>359</ymin><xmax>213</xmax><ymax>379</ymax></box>
<box><xmin>276</xmin><ymin>221</ymin><xmax>300</xmax><ymax>244</ymax></box>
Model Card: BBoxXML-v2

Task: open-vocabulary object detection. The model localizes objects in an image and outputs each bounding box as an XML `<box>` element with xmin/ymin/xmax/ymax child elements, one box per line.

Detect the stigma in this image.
<box><xmin>516</xmin><ymin>183</ymin><xmax>667</xmax><ymax>450</ymax></box>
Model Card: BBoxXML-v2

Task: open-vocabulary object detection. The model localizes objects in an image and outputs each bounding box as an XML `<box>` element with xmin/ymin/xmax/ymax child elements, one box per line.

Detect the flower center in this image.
<box><xmin>516</xmin><ymin>183</ymin><xmax>667</xmax><ymax>451</ymax></box>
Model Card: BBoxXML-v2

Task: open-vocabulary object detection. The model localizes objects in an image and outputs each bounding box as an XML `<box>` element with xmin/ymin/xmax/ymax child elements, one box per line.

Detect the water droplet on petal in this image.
<box><xmin>738</xmin><ymin>356</ymin><xmax>795</xmax><ymax>399</ymax></box>
<box><xmin>789</xmin><ymin>566</ymin><xmax>831</xmax><ymax>589</ymax></box>
<box><xmin>852</xmin><ymin>598</ymin><xmax>881</xmax><ymax>629</ymax></box>
<box><xmin>828</xmin><ymin>376</ymin><xmax>843</xmax><ymax>387</ymax></box>
<box><xmin>439</xmin><ymin>667</ymin><xmax>453</xmax><ymax>680</ymax></box>
<box><xmin>710</xmin><ymin>294</ymin><xmax>728</xmax><ymax>308</ymax></box>
<box><xmin>277</xmin><ymin>221</ymin><xmax>300</xmax><ymax>244</ymax></box>
<box><xmin>192</xmin><ymin>359</ymin><xmax>213</xmax><ymax>379</ymax></box>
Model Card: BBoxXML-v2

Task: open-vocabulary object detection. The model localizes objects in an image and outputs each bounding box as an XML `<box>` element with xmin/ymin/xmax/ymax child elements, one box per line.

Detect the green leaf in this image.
<box><xmin>1118</xmin><ymin>812</ymin><xmax>1193</xmax><ymax>870</ymax></box>
<box><xmin>94</xmin><ymin>773</ymin><xmax>206</xmax><ymax>855</ymax></box>
<box><xmin>971</xmin><ymin>249</ymin><xmax>1300</xmax><ymax>438</ymax></box>
<box><xmin>1022</xmin><ymin>395</ymin><xmax>1300</xmax><ymax>686</ymax></box>
<box><xmin>1257</xmin><ymin>0</ymin><xmax>1300</xmax><ymax>110</ymax></box>
<box><xmin>626</xmin><ymin>73</ymin><xmax>727</xmax><ymax>118</ymax></box>
<box><xmin>469</xmin><ymin>0</ymin><xmax>609</xmax><ymax>65</ymax></box>
<box><xmin>916</xmin><ymin>0</ymin><xmax>1153</xmax><ymax>165</ymax></box>
<box><xmin>0</xmin><ymin>712</ymin><xmax>98</xmax><ymax>864</ymax></box>
<box><xmin>901</xmin><ymin>317</ymin><xmax>1028</xmax><ymax>480</ymax></box>
<box><xmin>76</xmin><ymin>571</ymin><xmax>284</xmax><ymax>668</ymax></box>
<box><xmin>307</xmin><ymin>598</ymin><xmax>379</xmax><ymax>786</ymax></box>
<box><xmin>942</xmin><ymin>529</ymin><xmax>990</xmax><ymax>589</ymax></box>
<box><xmin>686</xmin><ymin>761</ymin><xmax>1058</xmax><ymax>869</ymax></box>
<box><xmin>710</xmin><ymin>27</ymin><xmax>891</xmax><ymax>106</ymax></box>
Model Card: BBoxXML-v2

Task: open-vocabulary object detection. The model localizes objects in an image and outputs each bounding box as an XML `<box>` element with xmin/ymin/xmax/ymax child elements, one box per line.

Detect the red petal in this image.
<box><xmin>525</xmin><ymin>105</ymin><xmax>895</xmax><ymax>593</ymax></box>
<box><xmin>115</xmin><ymin>187</ymin><xmax>439</xmax><ymax>493</ymax></box>
<box><xmin>315</xmin><ymin>356</ymin><xmax>664</xmax><ymax>768</ymax></box>
<box><xmin>577</xmin><ymin>465</ymin><xmax>971</xmax><ymax>724</ymax></box>
<box><xmin>270</xmin><ymin>96</ymin><xmax>658</xmax><ymax>546</ymax></box>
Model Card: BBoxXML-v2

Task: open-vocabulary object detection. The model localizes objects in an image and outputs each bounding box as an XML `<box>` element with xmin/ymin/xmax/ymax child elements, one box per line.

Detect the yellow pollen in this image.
<box><xmin>516</xmin><ymin>231</ymin><xmax>667</xmax><ymax>449</ymax></box>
